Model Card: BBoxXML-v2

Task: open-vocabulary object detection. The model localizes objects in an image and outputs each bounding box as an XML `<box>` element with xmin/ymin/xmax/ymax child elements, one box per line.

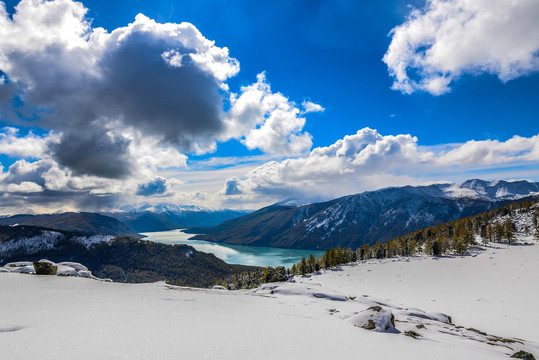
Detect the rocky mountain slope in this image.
<box><xmin>190</xmin><ymin>179</ymin><xmax>539</xmax><ymax>250</ymax></box>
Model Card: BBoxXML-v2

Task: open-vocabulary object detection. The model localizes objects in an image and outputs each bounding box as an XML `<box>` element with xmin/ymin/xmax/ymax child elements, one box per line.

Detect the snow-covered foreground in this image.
<box><xmin>1</xmin><ymin>243</ymin><xmax>538</xmax><ymax>359</ymax></box>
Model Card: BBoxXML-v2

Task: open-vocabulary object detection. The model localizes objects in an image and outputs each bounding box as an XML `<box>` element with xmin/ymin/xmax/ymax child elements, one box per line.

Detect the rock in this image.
<box><xmin>511</xmin><ymin>351</ymin><xmax>536</xmax><ymax>360</ymax></box>
<box><xmin>404</xmin><ymin>330</ymin><xmax>421</xmax><ymax>339</ymax></box>
<box><xmin>349</xmin><ymin>306</ymin><xmax>397</xmax><ymax>332</ymax></box>
<box><xmin>33</xmin><ymin>261</ymin><xmax>58</xmax><ymax>275</ymax></box>
<box><xmin>212</xmin><ymin>285</ymin><xmax>227</xmax><ymax>290</ymax></box>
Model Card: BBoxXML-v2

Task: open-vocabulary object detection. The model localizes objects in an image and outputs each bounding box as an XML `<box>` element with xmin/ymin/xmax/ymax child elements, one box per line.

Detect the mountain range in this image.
<box><xmin>104</xmin><ymin>203</ymin><xmax>252</xmax><ymax>233</ymax></box>
<box><xmin>0</xmin><ymin>212</ymin><xmax>139</xmax><ymax>237</ymax></box>
<box><xmin>189</xmin><ymin>179</ymin><xmax>539</xmax><ymax>250</ymax></box>
<box><xmin>0</xmin><ymin>205</ymin><xmax>251</xmax><ymax>236</ymax></box>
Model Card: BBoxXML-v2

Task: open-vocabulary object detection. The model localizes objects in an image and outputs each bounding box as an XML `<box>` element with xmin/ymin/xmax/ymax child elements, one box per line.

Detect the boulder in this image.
<box><xmin>33</xmin><ymin>260</ymin><xmax>58</xmax><ymax>275</ymax></box>
<box><xmin>511</xmin><ymin>351</ymin><xmax>536</xmax><ymax>360</ymax></box>
<box><xmin>349</xmin><ymin>306</ymin><xmax>397</xmax><ymax>332</ymax></box>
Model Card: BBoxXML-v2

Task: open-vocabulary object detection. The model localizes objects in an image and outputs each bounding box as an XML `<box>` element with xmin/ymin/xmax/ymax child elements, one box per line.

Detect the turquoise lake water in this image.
<box><xmin>141</xmin><ymin>229</ymin><xmax>325</xmax><ymax>268</ymax></box>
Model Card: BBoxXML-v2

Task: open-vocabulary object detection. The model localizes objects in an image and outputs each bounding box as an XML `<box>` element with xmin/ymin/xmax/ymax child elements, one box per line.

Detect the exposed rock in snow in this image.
<box><xmin>33</xmin><ymin>260</ymin><xmax>58</xmax><ymax>275</ymax></box>
<box><xmin>349</xmin><ymin>306</ymin><xmax>397</xmax><ymax>332</ymax></box>
<box><xmin>2</xmin><ymin>260</ymin><xmax>99</xmax><ymax>279</ymax></box>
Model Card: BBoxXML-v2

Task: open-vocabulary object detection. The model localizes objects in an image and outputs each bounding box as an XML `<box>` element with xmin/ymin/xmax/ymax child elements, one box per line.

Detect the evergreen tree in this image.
<box><xmin>308</xmin><ymin>254</ymin><xmax>317</xmax><ymax>273</ymax></box>
<box><xmin>408</xmin><ymin>238</ymin><xmax>417</xmax><ymax>255</ymax></box>
<box><xmin>329</xmin><ymin>248</ymin><xmax>338</xmax><ymax>267</ymax></box>
<box><xmin>494</xmin><ymin>222</ymin><xmax>504</xmax><ymax>242</ymax></box>
<box><xmin>486</xmin><ymin>224</ymin><xmax>493</xmax><ymax>243</ymax></box>
<box><xmin>375</xmin><ymin>245</ymin><xmax>385</xmax><ymax>259</ymax></box>
<box><xmin>503</xmin><ymin>218</ymin><xmax>514</xmax><ymax>243</ymax></box>
<box><xmin>322</xmin><ymin>249</ymin><xmax>330</xmax><ymax>269</ymax></box>
<box><xmin>298</xmin><ymin>257</ymin><xmax>308</xmax><ymax>275</ymax></box>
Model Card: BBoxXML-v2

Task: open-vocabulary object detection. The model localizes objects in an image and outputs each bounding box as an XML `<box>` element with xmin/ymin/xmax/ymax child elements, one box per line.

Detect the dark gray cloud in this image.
<box><xmin>97</xmin><ymin>31</ymin><xmax>224</xmax><ymax>149</ymax></box>
<box><xmin>49</xmin><ymin>130</ymin><xmax>132</xmax><ymax>179</ymax></box>
<box><xmin>136</xmin><ymin>177</ymin><xmax>168</xmax><ymax>196</ymax></box>
<box><xmin>0</xmin><ymin>188</ymin><xmax>121</xmax><ymax>214</ymax></box>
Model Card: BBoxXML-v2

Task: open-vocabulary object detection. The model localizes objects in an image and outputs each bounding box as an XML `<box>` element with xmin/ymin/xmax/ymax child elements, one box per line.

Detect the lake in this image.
<box><xmin>141</xmin><ymin>229</ymin><xmax>325</xmax><ymax>269</ymax></box>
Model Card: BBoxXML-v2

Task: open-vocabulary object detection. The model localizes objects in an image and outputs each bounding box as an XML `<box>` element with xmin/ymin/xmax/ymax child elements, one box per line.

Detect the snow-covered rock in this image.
<box><xmin>1</xmin><ymin>260</ymin><xmax>99</xmax><ymax>279</ymax></box>
<box><xmin>349</xmin><ymin>306</ymin><xmax>397</xmax><ymax>332</ymax></box>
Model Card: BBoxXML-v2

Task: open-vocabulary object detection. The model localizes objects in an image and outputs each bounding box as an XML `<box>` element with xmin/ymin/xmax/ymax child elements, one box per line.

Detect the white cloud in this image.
<box><xmin>0</xmin><ymin>127</ymin><xmax>58</xmax><ymax>158</ymax></box>
<box><xmin>223</xmin><ymin>128</ymin><xmax>539</xmax><ymax>202</ymax></box>
<box><xmin>6</xmin><ymin>181</ymin><xmax>43</xmax><ymax>193</ymax></box>
<box><xmin>301</xmin><ymin>100</ymin><xmax>325</xmax><ymax>114</ymax></box>
<box><xmin>384</xmin><ymin>0</ymin><xmax>539</xmax><ymax>94</ymax></box>
<box><xmin>223</xmin><ymin>73</ymin><xmax>313</xmax><ymax>155</ymax></box>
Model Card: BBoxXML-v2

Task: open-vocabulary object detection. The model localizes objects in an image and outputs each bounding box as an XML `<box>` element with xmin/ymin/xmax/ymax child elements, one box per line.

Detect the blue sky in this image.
<box><xmin>0</xmin><ymin>0</ymin><xmax>538</xmax><ymax>213</ymax></box>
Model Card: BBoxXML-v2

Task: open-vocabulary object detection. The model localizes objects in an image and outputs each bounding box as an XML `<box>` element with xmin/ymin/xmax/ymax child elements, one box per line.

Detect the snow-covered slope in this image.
<box><xmin>440</xmin><ymin>179</ymin><xmax>539</xmax><ymax>201</ymax></box>
<box><xmin>1</xmin><ymin>241</ymin><xmax>538</xmax><ymax>359</ymax></box>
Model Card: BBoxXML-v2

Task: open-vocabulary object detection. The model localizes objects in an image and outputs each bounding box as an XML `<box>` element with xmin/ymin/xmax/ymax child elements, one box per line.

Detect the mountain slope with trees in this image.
<box><xmin>0</xmin><ymin>213</ymin><xmax>139</xmax><ymax>237</ymax></box>
<box><xmin>0</xmin><ymin>225</ymin><xmax>258</xmax><ymax>287</ymax></box>
<box><xmin>190</xmin><ymin>179</ymin><xmax>539</xmax><ymax>250</ymax></box>
<box><xmin>221</xmin><ymin>198</ymin><xmax>539</xmax><ymax>289</ymax></box>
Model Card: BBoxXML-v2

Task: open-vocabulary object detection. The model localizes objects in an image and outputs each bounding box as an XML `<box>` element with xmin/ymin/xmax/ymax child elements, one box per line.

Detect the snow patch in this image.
<box><xmin>72</xmin><ymin>235</ymin><xmax>114</xmax><ymax>249</ymax></box>
<box><xmin>0</xmin><ymin>231</ymin><xmax>63</xmax><ymax>256</ymax></box>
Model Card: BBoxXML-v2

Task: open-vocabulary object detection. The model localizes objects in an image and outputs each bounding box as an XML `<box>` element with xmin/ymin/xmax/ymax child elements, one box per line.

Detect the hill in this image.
<box><xmin>0</xmin><ymin>225</ymin><xmax>257</xmax><ymax>287</ymax></box>
<box><xmin>0</xmin><ymin>212</ymin><xmax>138</xmax><ymax>237</ymax></box>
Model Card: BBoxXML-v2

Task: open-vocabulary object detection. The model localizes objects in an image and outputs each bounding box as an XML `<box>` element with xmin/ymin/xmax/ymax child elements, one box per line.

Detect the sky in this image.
<box><xmin>0</xmin><ymin>0</ymin><xmax>538</xmax><ymax>214</ymax></box>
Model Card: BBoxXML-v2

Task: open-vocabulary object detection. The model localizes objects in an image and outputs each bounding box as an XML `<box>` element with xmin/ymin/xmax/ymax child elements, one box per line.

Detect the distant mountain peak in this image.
<box><xmin>119</xmin><ymin>203</ymin><xmax>213</xmax><ymax>214</ymax></box>
<box><xmin>440</xmin><ymin>179</ymin><xmax>539</xmax><ymax>201</ymax></box>
<box><xmin>274</xmin><ymin>198</ymin><xmax>312</xmax><ymax>208</ymax></box>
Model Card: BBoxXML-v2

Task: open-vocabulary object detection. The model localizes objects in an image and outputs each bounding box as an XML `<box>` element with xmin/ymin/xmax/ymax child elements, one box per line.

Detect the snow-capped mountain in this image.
<box><xmin>191</xmin><ymin>179</ymin><xmax>539</xmax><ymax>250</ymax></box>
<box><xmin>118</xmin><ymin>203</ymin><xmax>214</xmax><ymax>214</ymax></box>
<box><xmin>106</xmin><ymin>203</ymin><xmax>252</xmax><ymax>233</ymax></box>
<box><xmin>438</xmin><ymin>179</ymin><xmax>539</xmax><ymax>201</ymax></box>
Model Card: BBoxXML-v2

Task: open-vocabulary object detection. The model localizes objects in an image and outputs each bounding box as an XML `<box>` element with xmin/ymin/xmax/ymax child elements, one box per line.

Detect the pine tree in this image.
<box><xmin>503</xmin><ymin>218</ymin><xmax>514</xmax><ymax>243</ymax></box>
<box><xmin>298</xmin><ymin>257</ymin><xmax>308</xmax><ymax>275</ymax></box>
<box><xmin>308</xmin><ymin>254</ymin><xmax>317</xmax><ymax>273</ymax></box>
<box><xmin>408</xmin><ymin>238</ymin><xmax>417</xmax><ymax>255</ymax></box>
<box><xmin>494</xmin><ymin>222</ymin><xmax>504</xmax><ymax>243</ymax></box>
<box><xmin>431</xmin><ymin>238</ymin><xmax>442</xmax><ymax>257</ymax></box>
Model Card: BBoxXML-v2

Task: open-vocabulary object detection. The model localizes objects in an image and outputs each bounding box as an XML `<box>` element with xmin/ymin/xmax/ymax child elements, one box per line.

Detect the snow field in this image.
<box><xmin>1</xmin><ymin>242</ymin><xmax>538</xmax><ymax>359</ymax></box>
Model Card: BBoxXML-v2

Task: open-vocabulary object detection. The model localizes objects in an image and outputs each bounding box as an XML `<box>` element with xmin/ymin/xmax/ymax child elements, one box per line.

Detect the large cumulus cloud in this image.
<box><xmin>222</xmin><ymin>73</ymin><xmax>316</xmax><ymax>155</ymax></box>
<box><xmin>383</xmin><ymin>0</ymin><xmax>539</xmax><ymax>95</ymax></box>
<box><xmin>0</xmin><ymin>1</ymin><xmax>240</xmax><ymax>178</ymax></box>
